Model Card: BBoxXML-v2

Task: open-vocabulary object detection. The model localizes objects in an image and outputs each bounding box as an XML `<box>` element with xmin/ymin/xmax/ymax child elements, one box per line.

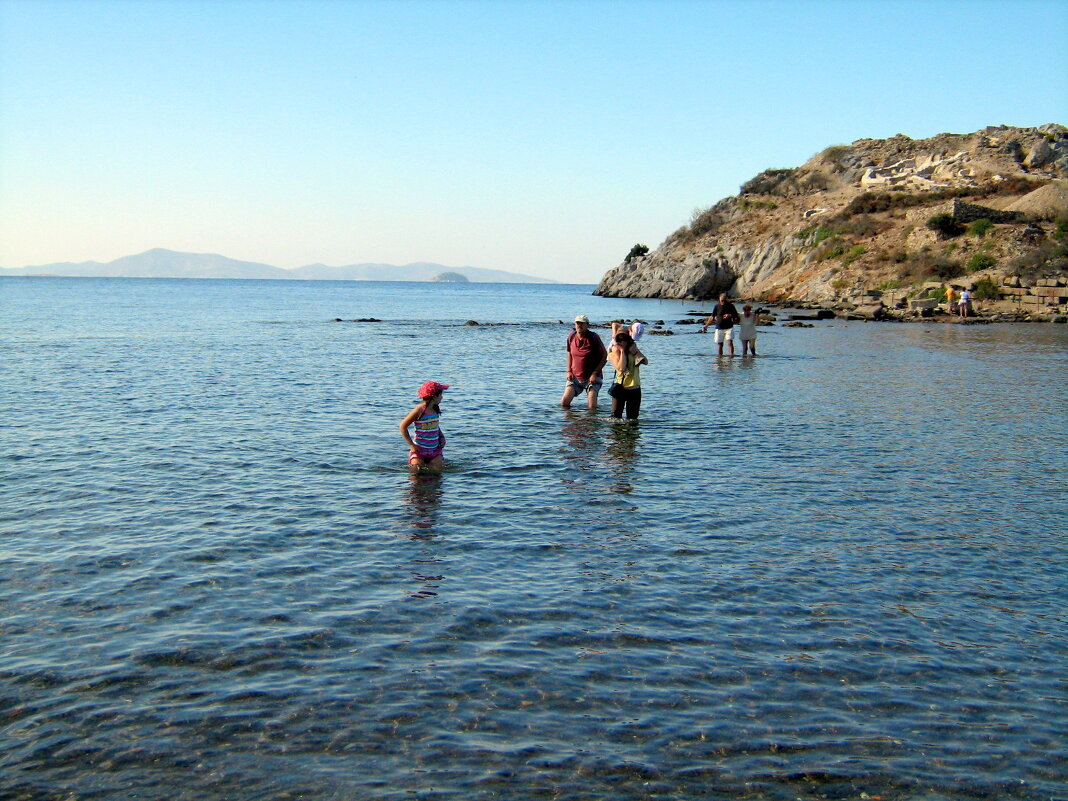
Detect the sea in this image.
<box><xmin>2</xmin><ymin>277</ymin><xmax>1066</xmax><ymax>801</ymax></box>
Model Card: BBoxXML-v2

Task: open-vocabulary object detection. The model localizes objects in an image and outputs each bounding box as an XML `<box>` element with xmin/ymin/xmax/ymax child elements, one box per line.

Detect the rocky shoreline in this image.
<box><xmin>331</xmin><ymin>307</ymin><xmax>1067</xmax><ymax>333</ymax></box>
<box><xmin>595</xmin><ymin>125</ymin><xmax>1068</xmax><ymax>318</ymax></box>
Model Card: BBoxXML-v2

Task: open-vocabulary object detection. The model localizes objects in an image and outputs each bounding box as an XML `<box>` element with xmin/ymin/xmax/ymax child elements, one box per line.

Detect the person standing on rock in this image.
<box><xmin>944</xmin><ymin>285</ymin><xmax>957</xmax><ymax>315</ymax></box>
<box><xmin>960</xmin><ymin>287</ymin><xmax>975</xmax><ymax>318</ymax></box>
<box><xmin>561</xmin><ymin>315</ymin><xmax>608</xmax><ymax>410</ymax></box>
<box><xmin>701</xmin><ymin>293</ymin><xmax>740</xmax><ymax>357</ymax></box>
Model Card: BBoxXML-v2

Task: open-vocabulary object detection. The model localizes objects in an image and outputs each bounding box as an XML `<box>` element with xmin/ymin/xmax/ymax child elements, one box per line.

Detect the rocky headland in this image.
<box><xmin>596</xmin><ymin>125</ymin><xmax>1068</xmax><ymax>321</ymax></box>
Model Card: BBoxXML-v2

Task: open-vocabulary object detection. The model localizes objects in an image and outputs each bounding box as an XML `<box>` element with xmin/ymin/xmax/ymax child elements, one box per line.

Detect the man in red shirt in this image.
<box><xmin>561</xmin><ymin>315</ymin><xmax>608</xmax><ymax>410</ymax></box>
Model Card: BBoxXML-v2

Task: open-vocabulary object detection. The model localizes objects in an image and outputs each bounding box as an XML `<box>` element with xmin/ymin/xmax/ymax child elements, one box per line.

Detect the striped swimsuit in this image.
<box><xmin>413</xmin><ymin>406</ymin><xmax>442</xmax><ymax>458</ymax></box>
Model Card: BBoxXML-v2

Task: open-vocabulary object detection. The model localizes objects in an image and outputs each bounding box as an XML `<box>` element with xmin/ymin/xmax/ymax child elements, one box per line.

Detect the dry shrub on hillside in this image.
<box><xmin>900</xmin><ymin>249</ymin><xmax>964</xmax><ymax>282</ymax></box>
<box><xmin>838</xmin><ymin>180</ymin><xmax>1049</xmax><ymax>221</ymax></box>
<box><xmin>1011</xmin><ymin>239</ymin><xmax>1068</xmax><ymax>277</ymax></box>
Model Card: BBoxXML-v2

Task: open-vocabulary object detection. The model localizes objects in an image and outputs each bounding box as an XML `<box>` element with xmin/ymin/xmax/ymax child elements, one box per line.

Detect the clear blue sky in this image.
<box><xmin>2</xmin><ymin>0</ymin><xmax>1065</xmax><ymax>283</ymax></box>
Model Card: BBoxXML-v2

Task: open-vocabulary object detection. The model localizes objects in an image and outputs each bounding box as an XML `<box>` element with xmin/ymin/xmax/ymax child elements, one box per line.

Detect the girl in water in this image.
<box><xmin>607</xmin><ymin>327</ymin><xmax>649</xmax><ymax>420</ymax></box>
<box><xmin>401</xmin><ymin>381</ymin><xmax>449</xmax><ymax>472</ymax></box>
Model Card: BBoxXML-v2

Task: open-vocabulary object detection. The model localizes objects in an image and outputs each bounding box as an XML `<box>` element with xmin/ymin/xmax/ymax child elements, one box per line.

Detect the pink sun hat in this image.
<box><xmin>418</xmin><ymin>381</ymin><xmax>450</xmax><ymax>398</ymax></box>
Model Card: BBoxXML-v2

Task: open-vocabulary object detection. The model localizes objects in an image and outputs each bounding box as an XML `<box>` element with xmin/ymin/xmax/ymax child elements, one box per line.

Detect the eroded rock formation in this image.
<box><xmin>596</xmin><ymin>124</ymin><xmax>1068</xmax><ymax>315</ymax></box>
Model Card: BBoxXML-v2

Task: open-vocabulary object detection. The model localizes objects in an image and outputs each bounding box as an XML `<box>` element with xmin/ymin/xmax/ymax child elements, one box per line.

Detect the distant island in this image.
<box><xmin>0</xmin><ymin>249</ymin><xmax>557</xmax><ymax>284</ymax></box>
<box><xmin>431</xmin><ymin>271</ymin><xmax>469</xmax><ymax>283</ymax></box>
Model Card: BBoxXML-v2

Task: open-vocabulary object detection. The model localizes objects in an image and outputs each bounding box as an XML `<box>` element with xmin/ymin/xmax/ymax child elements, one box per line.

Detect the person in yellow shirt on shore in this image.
<box><xmin>944</xmin><ymin>285</ymin><xmax>957</xmax><ymax>314</ymax></box>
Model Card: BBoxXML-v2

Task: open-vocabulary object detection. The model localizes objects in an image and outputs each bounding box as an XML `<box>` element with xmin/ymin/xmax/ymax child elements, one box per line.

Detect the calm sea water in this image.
<box><xmin>2</xmin><ymin>277</ymin><xmax>1066</xmax><ymax>801</ymax></box>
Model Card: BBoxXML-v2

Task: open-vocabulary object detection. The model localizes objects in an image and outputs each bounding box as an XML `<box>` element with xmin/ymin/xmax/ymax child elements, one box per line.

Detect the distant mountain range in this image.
<box><xmin>0</xmin><ymin>249</ymin><xmax>557</xmax><ymax>283</ymax></box>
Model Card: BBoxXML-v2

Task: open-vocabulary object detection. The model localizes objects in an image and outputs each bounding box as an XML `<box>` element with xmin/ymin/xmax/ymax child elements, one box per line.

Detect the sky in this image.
<box><xmin>1</xmin><ymin>0</ymin><xmax>1066</xmax><ymax>284</ymax></box>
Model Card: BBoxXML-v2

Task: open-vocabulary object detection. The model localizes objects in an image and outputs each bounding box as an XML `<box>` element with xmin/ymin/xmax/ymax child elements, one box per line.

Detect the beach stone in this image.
<box><xmin>854</xmin><ymin>303</ymin><xmax>886</xmax><ymax>320</ymax></box>
<box><xmin>464</xmin><ymin>320</ymin><xmax>480</xmax><ymax>326</ymax></box>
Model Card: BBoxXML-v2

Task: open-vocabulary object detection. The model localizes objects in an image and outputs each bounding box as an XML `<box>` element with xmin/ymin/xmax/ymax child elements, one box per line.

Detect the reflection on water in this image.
<box><xmin>559</xmin><ymin>411</ymin><xmax>641</xmax><ymax>495</ymax></box>
<box><xmin>559</xmin><ymin>408</ymin><xmax>603</xmax><ymax>479</ymax></box>
<box><xmin>605</xmin><ymin>421</ymin><xmax>640</xmax><ymax>494</ymax></box>
<box><xmin>404</xmin><ymin>473</ymin><xmax>444</xmax><ymax>539</ymax></box>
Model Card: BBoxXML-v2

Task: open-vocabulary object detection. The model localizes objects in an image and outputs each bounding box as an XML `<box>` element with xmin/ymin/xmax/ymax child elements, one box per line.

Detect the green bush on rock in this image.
<box><xmin>625</xmin><ymin>244</ymin><xmax>649</xmax><ymax>262</ymax></box>
<box><xmin>967</xmin><ymin>253</ymin><xmax>997</xmax><ymax>273</ymax></box>
<box><xmin>973</xmin><ymin>276</ymin><xmax>1001</xmax><ymax>301</ymax></box>
<box><xmin>927</xmin><ymin>213</ymin><xmax>964</xmax><ymax>239</ymax></box>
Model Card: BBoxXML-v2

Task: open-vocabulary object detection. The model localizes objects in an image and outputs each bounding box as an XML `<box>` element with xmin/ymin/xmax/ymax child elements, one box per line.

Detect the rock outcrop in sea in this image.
<box><xmin>596</xmin><ymin>125</ymin><xmax>1068</xmax><ymax>318</ymax></box>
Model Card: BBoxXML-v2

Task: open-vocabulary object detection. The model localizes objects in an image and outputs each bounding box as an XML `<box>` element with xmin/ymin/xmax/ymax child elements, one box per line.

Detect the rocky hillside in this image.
<box><xmin>596</xmin><ymin>125</ymin><xmax>1068</xmax><ymax>317</ymax></box>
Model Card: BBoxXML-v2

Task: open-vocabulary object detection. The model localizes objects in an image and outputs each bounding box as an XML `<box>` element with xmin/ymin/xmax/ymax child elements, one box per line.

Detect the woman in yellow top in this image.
<box><xmin>607</xmin><ymin>323</ymin><xmax>649</xmax><ymax>420</ymax></box>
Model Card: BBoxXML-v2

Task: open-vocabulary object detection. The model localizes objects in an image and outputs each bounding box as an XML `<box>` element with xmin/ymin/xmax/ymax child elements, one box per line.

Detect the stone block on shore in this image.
<box><xmin>853</xmin><ymin>303</ymin><xmax>886</xmax><ymax>320</ymax></box>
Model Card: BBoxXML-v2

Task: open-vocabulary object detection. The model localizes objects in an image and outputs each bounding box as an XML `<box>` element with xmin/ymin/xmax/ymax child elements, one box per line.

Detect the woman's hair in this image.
<box><xmin>614</xmin><ymin>331</ymin><xmax>634</xmax><ymax>367</ymax></box>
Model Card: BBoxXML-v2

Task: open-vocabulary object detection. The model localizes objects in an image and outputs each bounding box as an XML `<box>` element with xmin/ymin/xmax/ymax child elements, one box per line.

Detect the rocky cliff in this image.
<box><xmin>596</xmin><ymin>125</ymin><xmax>1068</xmax><ymax>316</ymax></box>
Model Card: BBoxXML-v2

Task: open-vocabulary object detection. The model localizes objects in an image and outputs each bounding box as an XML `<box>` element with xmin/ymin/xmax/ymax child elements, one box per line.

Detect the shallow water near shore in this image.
<box><xmin>2</xmin><ymin>277</ymin><xmax>1067</xmax><ymax>800</ymax></box>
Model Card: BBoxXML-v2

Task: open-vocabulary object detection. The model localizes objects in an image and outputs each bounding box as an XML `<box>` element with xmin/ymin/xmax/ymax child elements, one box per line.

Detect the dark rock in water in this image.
<box><xmin>648</xmin><ymin>329</ymin><xmax>674</xmax><ymax>336</ymax></box>
<box><xmin>464</xmin><ymin>320</ymin><xmax>480</xmax><ymax>326</ymax></box>
<box><xmin>788</xmin><ymin>314</ymin><xmax>820</xmax><ymax>321</ymax></box>
<box><xmin>1054</xmin><ymin>316</ymin><xmax>1067</xmax><ymax>324</ymax></box>
<box><xmin>333</xmin><ymin>318</ymin><xmax>343</xmax><ymax>322</ymax></box>
<box><xmin>355</xmin><ymin>317</ymin><xmax>381</xmax><ymax>322</ymax></box>
<box><xmin>815</xmin><ymin>309</ymin><xmax>836</xmax><ymax>319</ymax></box>
<box><xmin>784</xmin><ymin>321</ymin><xmax>814</xmax><ymax>328</ymax></box>
<box><xmin>676</xmin><ymin>319</ymin><xmax>700</xmax><ymax>324</ymax></box>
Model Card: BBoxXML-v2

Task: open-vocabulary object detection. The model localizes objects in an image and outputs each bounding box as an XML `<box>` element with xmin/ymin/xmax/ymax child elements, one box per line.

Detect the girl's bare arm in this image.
<box><xmin>400</xmin><ymin>404</ymin><xmax>423</xmax><ymax>450</ymax></box>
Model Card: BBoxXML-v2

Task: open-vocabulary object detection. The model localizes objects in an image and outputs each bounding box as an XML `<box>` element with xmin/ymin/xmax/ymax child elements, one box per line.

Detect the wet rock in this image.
<box><xmin>464</xmin><ymin>320</ymin><xmax>480</xmax><ymax>326</ymax></box>
<box><xmin>783</xmin><ymin>321</ymin><xmax>814</xmax><ymax>328</ymax></box>
<box><xmin>648</xmin><ymin>329</ymin><xmax>675</xmax><ymax>336</ymax></box>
